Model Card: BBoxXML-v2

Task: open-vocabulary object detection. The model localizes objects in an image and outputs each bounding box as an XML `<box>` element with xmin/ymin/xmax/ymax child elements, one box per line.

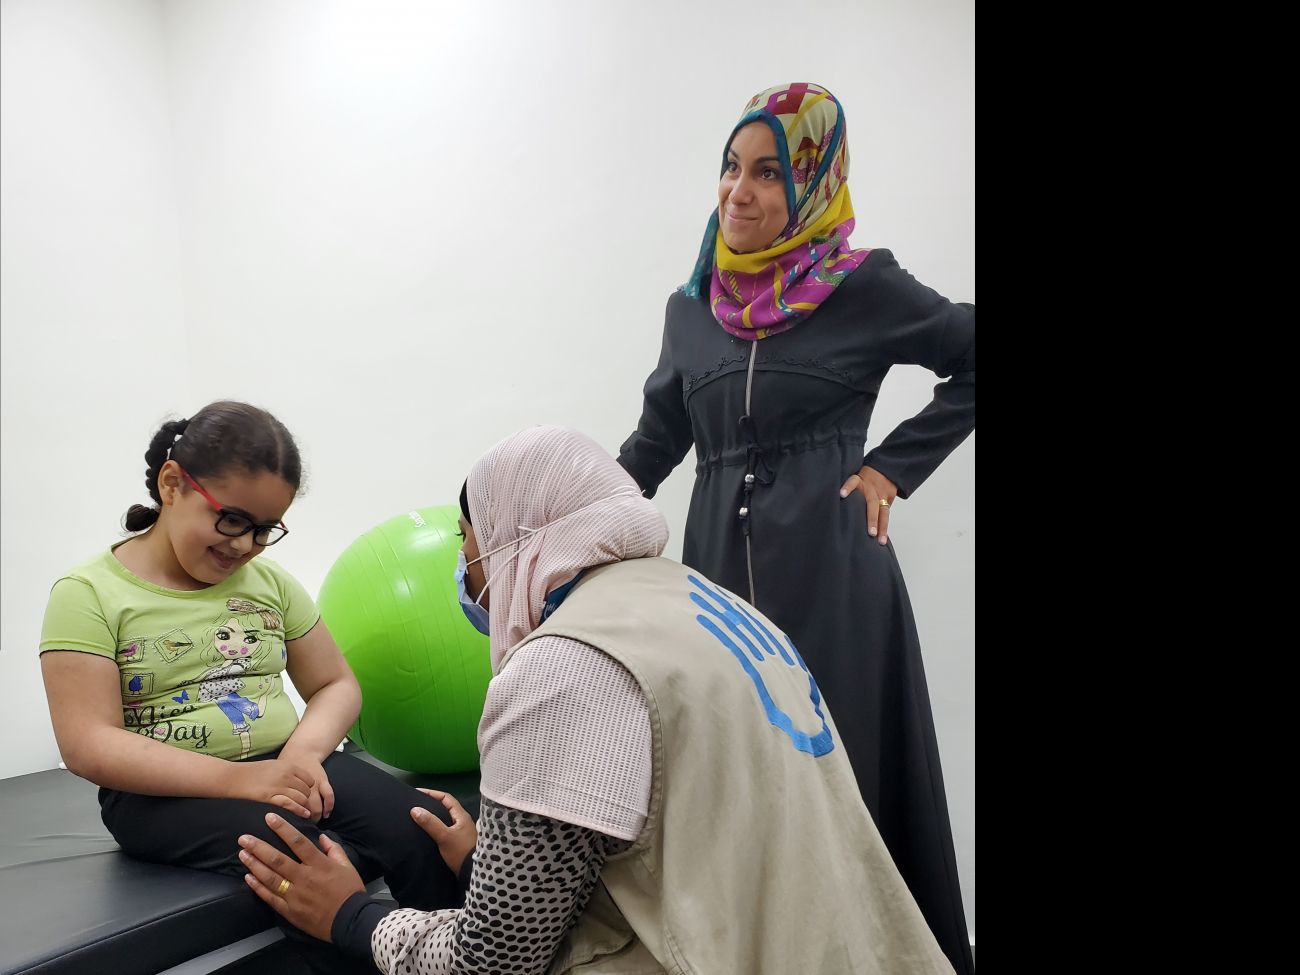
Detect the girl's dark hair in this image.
<box><xmin>123</xmin><ymin>401</ymin><xmax>303</xmax><ymax>533</ymax></box>
<box><xmin>459</xmin><ymin>479</ymin><xmax>471</xmax><ymax>526</ymax></box>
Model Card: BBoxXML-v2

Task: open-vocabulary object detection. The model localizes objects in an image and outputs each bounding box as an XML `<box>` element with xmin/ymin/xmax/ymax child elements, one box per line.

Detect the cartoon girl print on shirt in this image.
<box><xmin>185</xmin><ymin>598</ymin><xmax>284</xmax><ymax>759</ymax></box>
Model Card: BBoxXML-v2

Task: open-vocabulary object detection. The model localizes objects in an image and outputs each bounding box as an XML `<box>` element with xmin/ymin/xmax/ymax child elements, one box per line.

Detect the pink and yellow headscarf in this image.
<box><xmin>684</xmin><ymin>82</ymin><xmax>870</xmax><ymax>341</ymax></box>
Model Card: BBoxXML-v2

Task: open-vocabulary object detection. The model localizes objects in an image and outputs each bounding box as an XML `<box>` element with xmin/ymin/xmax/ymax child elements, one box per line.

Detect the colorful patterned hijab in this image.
<box><xmin>683</xmin><ymin>82</ymin><xmax>871</xmax><ymax>341</ymax></box>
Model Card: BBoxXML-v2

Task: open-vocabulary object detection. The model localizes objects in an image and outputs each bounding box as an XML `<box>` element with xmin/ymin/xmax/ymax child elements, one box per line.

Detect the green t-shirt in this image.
<box><xmin>40</xmin><ymin>546</ymin><xmax>320</xmax><ymax>761</ymax></box>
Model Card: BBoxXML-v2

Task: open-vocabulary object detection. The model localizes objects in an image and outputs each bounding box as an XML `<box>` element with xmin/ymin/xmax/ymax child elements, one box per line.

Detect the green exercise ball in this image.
<box><xmin>318</xmin><ymin>504</ymin><xmax>489</xmax><ymax>773</ymax></box>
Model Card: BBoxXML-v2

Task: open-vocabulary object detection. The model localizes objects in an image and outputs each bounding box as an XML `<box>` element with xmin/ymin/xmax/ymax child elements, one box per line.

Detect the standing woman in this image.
<box><xmin>618</xmin><ymin>82</ymin><xmax>975</xmax><ymax>973</ymax></box>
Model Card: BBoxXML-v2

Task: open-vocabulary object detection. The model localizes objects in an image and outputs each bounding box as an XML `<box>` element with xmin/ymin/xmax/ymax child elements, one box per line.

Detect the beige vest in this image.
<box><xmin>497</xmin><ymin>558</ymin><xmax>952</xmax><ymax>975</ymax></box>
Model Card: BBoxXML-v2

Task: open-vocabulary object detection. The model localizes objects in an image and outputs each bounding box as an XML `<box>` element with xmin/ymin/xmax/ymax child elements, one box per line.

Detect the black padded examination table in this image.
<box><xmin>0</xmin><ymin>747</ymin><xmax>479</xmax><ymax>975</ymax></box>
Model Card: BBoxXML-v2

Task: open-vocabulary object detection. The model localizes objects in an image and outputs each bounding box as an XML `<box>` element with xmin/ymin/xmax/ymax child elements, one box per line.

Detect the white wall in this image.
<box><xmin>1</xmin><ymin>0</ymin><xmax>191</xmax><ymax>769</ymax></box>
<box><xmin>1</xmin><ymin>0</ymin><xmax>973</xmax><ymax>937</ymax></box>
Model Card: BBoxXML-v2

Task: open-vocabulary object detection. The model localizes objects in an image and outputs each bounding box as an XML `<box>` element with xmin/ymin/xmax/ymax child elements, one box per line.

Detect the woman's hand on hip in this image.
<box><xmin>839</xmin><ymin>465</ymin><xmax>898</xmax><ymax>544</ymax></box>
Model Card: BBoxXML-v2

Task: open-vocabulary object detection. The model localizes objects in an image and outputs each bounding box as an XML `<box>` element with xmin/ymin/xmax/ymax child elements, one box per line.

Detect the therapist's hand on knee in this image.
<box><xmin>411</xmin><ymin>789</ymin><xmax>478</xmax><ymax>875</ymax></box>
<box><xmin>238</xmin><ymin>812</ymin><xmax>365</xmax><ymax>942</ymax></box>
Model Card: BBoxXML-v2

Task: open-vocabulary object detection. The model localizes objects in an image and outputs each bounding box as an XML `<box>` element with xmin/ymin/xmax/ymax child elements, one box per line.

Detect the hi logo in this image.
<box><xmin>687</xmin><ymin>575</ymin><xmax>834</xmax><ymax>757</ymax></box>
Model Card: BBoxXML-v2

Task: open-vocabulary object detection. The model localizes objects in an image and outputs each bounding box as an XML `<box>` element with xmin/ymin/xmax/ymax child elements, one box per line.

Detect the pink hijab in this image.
<box><xmin>466</xmin><ymin>425</ymin><xmax>670</xmax><ymax>672</ymax></box>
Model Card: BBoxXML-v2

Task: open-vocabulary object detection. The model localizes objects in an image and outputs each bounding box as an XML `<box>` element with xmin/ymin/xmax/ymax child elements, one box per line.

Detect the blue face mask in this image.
<box><xmin>455</xmin><ymin>549</ymin><xmax>491</xmax><ymax>636</ymax></box>
<box><xmin>453</xmin><ymin>488</ymin><xmax>641</xmax><ymax>641</ymax></box>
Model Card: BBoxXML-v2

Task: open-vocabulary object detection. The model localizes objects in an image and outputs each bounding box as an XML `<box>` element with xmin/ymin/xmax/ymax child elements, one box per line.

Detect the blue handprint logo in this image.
<box><xmin>688</xmin><ymin>575</ymin><xmax>834</xmax><ymax>757</ymax></box>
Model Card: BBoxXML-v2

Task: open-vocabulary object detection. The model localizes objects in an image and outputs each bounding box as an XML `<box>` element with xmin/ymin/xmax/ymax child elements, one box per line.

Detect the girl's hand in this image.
<box><xmin>839</xmin><ymin>465</ymin><xmax>899</xmax><ymax>544</ymax></box>
<box><xmin>225</xmin><ymin>759</ymin><xmax>315</xmax><ymax>820</ymax></box>
<box><xmin>279</xmin><ymin>751</ymin><xmax>335</xmax><ymax>821</ymax></box>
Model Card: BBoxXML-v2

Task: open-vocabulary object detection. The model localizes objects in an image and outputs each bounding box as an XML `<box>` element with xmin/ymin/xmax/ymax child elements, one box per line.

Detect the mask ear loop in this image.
<box><xmin>464</xmin><ymin>489</ymin><xmax>643</xmax><ymax>608</ymax></box>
